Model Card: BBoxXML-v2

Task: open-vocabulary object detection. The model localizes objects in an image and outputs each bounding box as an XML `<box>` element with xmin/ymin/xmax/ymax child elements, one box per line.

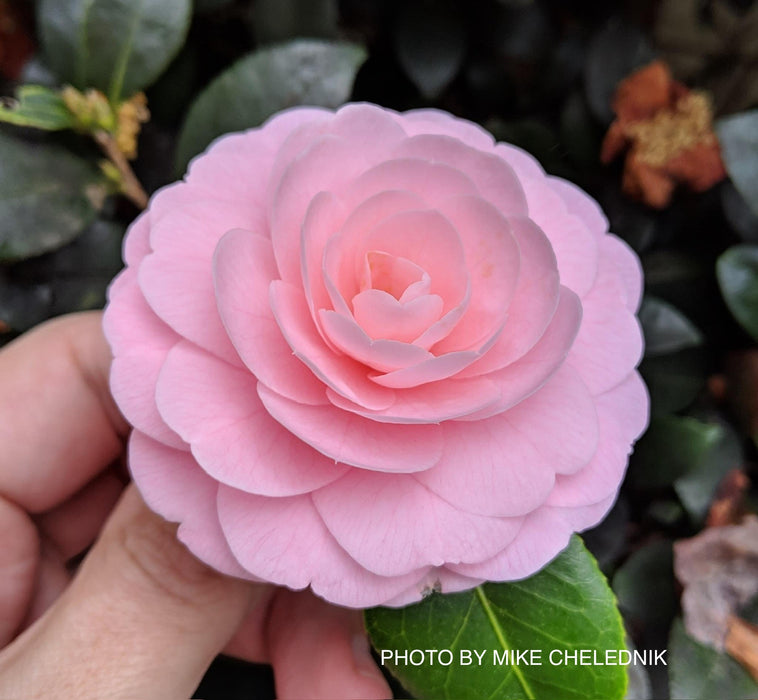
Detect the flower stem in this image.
<box><xmin>93</xmin><ymin>130</ymin><xmax>148</xmax><ymax>210</ymax></box>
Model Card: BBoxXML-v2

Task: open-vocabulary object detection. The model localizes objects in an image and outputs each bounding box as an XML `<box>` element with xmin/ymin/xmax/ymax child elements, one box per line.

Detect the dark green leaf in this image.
<box><xmin>613</xmin><ymin>541</ymin><xmax>676</xmax><ymax>630</ymax></box>
<box><xmin>717</xmin><ymin>245</ymin><xmax>758</xmax><ymax>341</ymax></box>
<box><xmin>38</xmin><ymin>0</ymin><xmax>192</xmax><ymax>102</ymax></box>
<box><xmin>0</xmin><ymin>132</ymin><xmax>107</xmax><ymax>262</ymax></box>
<box><xmin>673</xmin><ymin>416</ymin><xmax>742</xmax><ymax>523</ymax></box>
<box><xmin>2</xmin><ymin>218</ymin><xmax>124</xmax><ymax>326</ymax></box>
<box><xmin>639</xmin><ymin>297</ymin><xmax>703</xmax><ymax>358</ymax></box>
<box><xmin>253</xmin><ymin>0</ymin><xmax>339</xmax><ymax>45</ymax></box>
<box><xmin>0</xmin><ymin>85</ymin><xmax>75</xmax><ymax>130</ymax></box>
<box><xmin>584</xmin><ymin>21</ymin><xmax>655</xmax><ymax>124</ymax></box>
<box><xmin>669</xmin><ymin>619</ymin><xmax>758</xmax><ymax>700</ymax></box>
<box><xmin>365</xmin><ymin>537</ymin><xmax>627</xmax><ymax>700</ymax></box>
<box><xmin>630</xmin><ymin>415</ymin><xmax>722</xmax><ymax>488</ymax></box>
<box><xmin>717</xmin><ymin>110</ymin><xmax>758</xmax><ymax>219</ymax></box>
<box><xmin>174</xmin><ymin>40</ymin><xmax>366</xmax><ymax>174</ymax></box>
<box><xmin>639</xmin><ymin>348</ymin><xmax>706</xmax><ymax>415</ymax></box>
<box><xmin>394</xmin><ymin>3</ymin><xmax>467</xmax><ymax>100</ymax></box>
<box><xmin>631</xmin><ymin>412</ymin><xmax>743</xmax><ymax>521</ymax></box>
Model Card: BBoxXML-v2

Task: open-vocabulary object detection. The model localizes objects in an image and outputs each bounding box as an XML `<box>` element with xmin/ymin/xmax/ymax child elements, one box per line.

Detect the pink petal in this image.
<box><xmin>567</xmin><ymin>252</ymin><xmax>644</xmax><ymax>396</ymax></box>
<box><xmin>392</xmin><ymin>135</ymin><xmax>527</xmax><ymax>217</ymax></box>
<box><xmin>459</xmin><ymin>286</ymin><xmax>582</xmax><ymax>419</ymax></box>
<box><xmin>431</xmin><ymin>196</ymin><xmax>521</xmax><ymax>354</ymax></box>
<box><xmin>549</xmin><ymin>176</ymin><xmax>609</xmax><ymax>240</ymax></box>
<box><xmin>331</xmin><ymin>103</ymin><xmax>409</xmax><ymax>159</ymax></box>
<box><xmin>546</xmin><ymin>370</ymin><xmax>648</xmax><ymax>507</ymax></box>
<box><xmin>128</xmin><ymin>431</ymin><xmax>249</xmax><ymax>578</ymax></box>
<box><xmin>603</xmin><ymin>369</ymin><xmax>649</xmax><ymax>443</ymax></box>
<box><xmin>456</xmin><ymin>216</ymin><xmax>560</xmax><ymax>377</ymax></box>
<box><xmin>104</xmin><ymin>269</ymin><xmax>184</xmax><ymax>449</ymax></box>
<box><xmin>301</xmin><ymin>191</ymin><xmax>349</xmax><ymax>329</ymax></box>
<box><xmin>104</xmin><ymin>268</ymin><xmax>177</xmax><ymax>356</ymax></box>
<box><xmin>493</xmin><ymin>142</ymin><xmax>545</xmax><ymax>181</ymax></box>
<box><xmin>139</xmin><ymin>251</ymin><xmax>240</xmax><ymax>365</ymax></box>
<box><xmin>326</xmin><ymin>374</ymin><xmax>501</xmax><ymax>424</ymax></box>
<box><xmin>343</xmin><ymin>158</ymin><xmax>479</xmax><ymax>212</ymax></box>
<box><xmin>382</xmin><ymin>568</ymin><xmax>485</xmax><ymax>607</ymax></box>
<box><xmin>497</xmin><ymin>363</ymin><xmax>599</xmax><ymax>477</ymax></box>
<box><xmin>111</xmin><ymin>355</ymin><xmax>185</xmax><ymax>449</ymax></box>
<box><xmin>353</xmin><ymin>288</ymin><xmax>443</xmax><ymax>343</ymax></box>
<box><xmin>601</xmin><ymin>234</ymin><xmax>644</xmax><ymax>312</ymax></box>
<box><xmin>149</xmin><ymin>186</ymin><xmax>266</xmax><ymax>262</ymax></box>
<box><xmin>321</xmin><ymin>190</ymin><xmax>426</xmax><ymax>320</ymax></box>
<box><xmin>417</xmin><ymin>365</ymin><xmax>596</xmax><ymax>517</ymax></box>
<box><xmin>370</xmin><ymin>349</ymin><xmax>482</xmax><ymax>389</ymax></box>
<box><xmin>122</xmin><ymin>211</ymin><xmax>151</xmax><ymax>267</ymax></box>
<box><xmin>399</xmin><ymin>109</ymin><xmax>496</xmax><ymax>151</ymax></box>
<box><xmin>312</xmin><ymin>470</ymin><xmax>522</xmax><ymax>576</ymax></box>
<box><xmin>155</xmin><ymin>341</ymin><xmax>347</xmax><ymax>496</ymax></box>
<box><xmin>517</xmin><ymin>179</ymin><xmax>599</xmax><ymax>297</ymax></box>
<box><xmin>216</xmin><ymin>487</ymin><xmax>428</xmax><ymax>608</ymax></box>
<box><xmin>214</xmin><ymin>228</ymin><xmax>327</xmax><ymax>406</ymax></box>
<box><xmin>270</xmin><ymin>136</ymin><xmax>374</xmax><ymax>284</ymax></box>
<box><xmin>349</xmin><ymin>209</ymin><xmax>470</xmax><ymax>314</ymax></box>
<box><xmin>270</xmin><ymin>281</ymin><xmax>396</xmax><ymax>409</ymax></box>
<box><xmin>319</xmin><ymin>309</ymin><xmax>433</xmax><ymax>372</ymax></box>
<box><xmin>186</xmin><ymin>107</ymin><xmax>330</xmax><ymax>200</ymax></box>
<box><xmin>258</xmin><ymin>383</ymin><xmax>443</xmax><ymax>472</ymax></box>
<box><xmin>450</xmin><ymin>495</ymin><xmax>616</xmax><ymax>580</ymax></box>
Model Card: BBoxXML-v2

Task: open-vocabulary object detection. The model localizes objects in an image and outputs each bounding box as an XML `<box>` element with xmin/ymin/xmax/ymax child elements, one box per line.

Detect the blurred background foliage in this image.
<box><xmin>2</xmin><ymin>0</ymin><xmax>758</xmax><ymax>698</ymax></box>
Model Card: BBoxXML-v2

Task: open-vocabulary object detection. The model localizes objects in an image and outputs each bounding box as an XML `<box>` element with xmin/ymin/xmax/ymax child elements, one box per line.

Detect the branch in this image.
<box><xmin>93</xmin><ymin>130</ymin><xmax>148</xmax><ymax>210</ymax></box>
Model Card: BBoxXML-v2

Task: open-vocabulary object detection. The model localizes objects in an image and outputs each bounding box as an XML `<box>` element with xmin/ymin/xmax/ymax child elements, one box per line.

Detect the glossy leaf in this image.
<box><xmin>0</xmin><ymin>132</ymin><xmax>107</xmax><ymax>262</ymax></box>
<box><xmin>717</xmin><ymin>110</ymin><xmax>758</xmax><ymax>219</ymax></box>
<box><xmin>673</xmin><ymin>417</ymin><xmax>742</xmax><ymax>523</ymax></box>
<box><xmin>669</xmin><ymin>619</ymin><xmax>758</xmax><ymax>700</ymax></box>
<box><xmin>639</xmin><ymin>297</ymin><xmax>703</xmax><ymax>358</ymax></box>
<box><xmin>366</xmin><ymin>537</ymin><xmax>627</xmax><ymax>700</ymax></box>
<box><xmin>174</xmin><ymin>40</ymin><xmax>366</xmax><ymax>174</ymax></box>
<box><xmin>717</xmin><ymin>245</ymin><xmax>758</xmax><ymax>342</ymax></box>
<box><xmin>639</xmin><ymin>349</ymin><xmax>706</xmax><ymax>416</ymax></box>
<box><xmin>630</xmin><ymin>415</ymin><xmax>722</xmax><ymax>488</ymax></box>
<box><xmin>394</xmin><ymin>3</ymin><xmax>467</xmax><ymax>100</ymax></box>
<box><xmin>38</xmin><ymin>0</ymin><xmax>191</xmax><ymax>102</ymax></box>
<box><xmin>0</xmin><ymin>85</ymin><xmax>75</xmax><ymax>130</ymax></box>
<box><xmin>612</xmin><ymin>541</ymin><xmax>676</xmax><ymax>630</ymax></box>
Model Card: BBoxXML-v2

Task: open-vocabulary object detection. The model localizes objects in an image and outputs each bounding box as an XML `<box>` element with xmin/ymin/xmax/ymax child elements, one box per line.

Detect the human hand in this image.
<box><xmin>0</xmin><ymin>312</ymin><xmax>391</xmax><ymax>699</ymax></box>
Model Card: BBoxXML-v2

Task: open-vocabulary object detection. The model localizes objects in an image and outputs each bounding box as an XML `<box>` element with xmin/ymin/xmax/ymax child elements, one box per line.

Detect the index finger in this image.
<box><xmin>0</xmin><ymin>312</ymin><xmax>128</xmax><ymax>513</ymax></box>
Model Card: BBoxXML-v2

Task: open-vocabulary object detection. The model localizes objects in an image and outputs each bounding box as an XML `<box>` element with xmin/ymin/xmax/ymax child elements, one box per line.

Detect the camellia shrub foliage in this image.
<box><xmin>2</xmin><ymin>1</ymin><xmax>758</xmax><ymax>699</ymax></box>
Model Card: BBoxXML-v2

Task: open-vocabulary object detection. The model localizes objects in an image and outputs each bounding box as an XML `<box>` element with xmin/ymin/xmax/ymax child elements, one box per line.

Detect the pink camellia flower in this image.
<box><xmin>104</xmin><ymin>103</ymin><xmax>648</xmax><ymax>608</ymax></box>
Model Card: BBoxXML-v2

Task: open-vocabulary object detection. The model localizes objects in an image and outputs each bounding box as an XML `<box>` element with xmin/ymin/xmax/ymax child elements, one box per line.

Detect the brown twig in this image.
<box><xmin>93</xmin><ymin>130</ymin><xmax>148</xmax><ymax>210</ymax></box>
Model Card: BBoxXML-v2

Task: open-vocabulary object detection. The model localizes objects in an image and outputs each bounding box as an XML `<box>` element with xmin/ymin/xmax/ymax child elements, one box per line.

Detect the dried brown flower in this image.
<box><xmin>601</xmin><ymin>61</ymin><xmax>727</xmax><ymax>208</ymax></box>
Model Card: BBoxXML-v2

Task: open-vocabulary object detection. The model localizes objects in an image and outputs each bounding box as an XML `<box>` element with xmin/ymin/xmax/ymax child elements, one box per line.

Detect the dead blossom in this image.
<box><xmin>601</xmin><ymin>61</ymin><xmax>727</xmax><ymax>209</ymax></box>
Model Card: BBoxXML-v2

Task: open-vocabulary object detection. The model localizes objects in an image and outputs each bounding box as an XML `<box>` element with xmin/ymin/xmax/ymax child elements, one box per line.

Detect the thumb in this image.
<box><xmin>0</xmin><ymin>486</ymin><xmax>262</xmax><ymax>700</ymax></box>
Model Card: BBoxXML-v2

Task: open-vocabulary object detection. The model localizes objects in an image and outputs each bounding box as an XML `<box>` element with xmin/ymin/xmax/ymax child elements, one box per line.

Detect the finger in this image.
<box><xmin>0</xmin><ymin>487</ymin><xmax>264</xmax><ymax>700</ymax></box>
<box><xmin>267</xmin><ymin>590</ymin><xmax>391</xmax><ymax>700</ymax></box>
<box><xmin>0</xmin><ymin>312</ymin><xmax>128</xmax><ymax>513</ymax></box>
<box><xmin>36</xmin><ymin>470</ymin><xmax>125</xmax><ymax>561</ymax></box>
<box><xmin>223</xmin><ymin>587</ymin><xmax>277</xmax><ymax>664</ymax></box>
<box><xmin>19</xmin><ymin>542</ymin><xmax>71</xmax><ymax>630</ymax></box>
<box><xmin>0</xmin><ymin>495</ymin><xmax>38</xmax><ymax>646</ymax></box>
